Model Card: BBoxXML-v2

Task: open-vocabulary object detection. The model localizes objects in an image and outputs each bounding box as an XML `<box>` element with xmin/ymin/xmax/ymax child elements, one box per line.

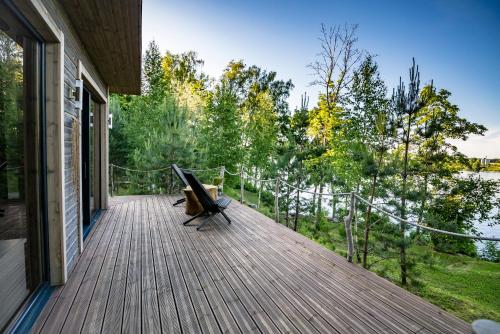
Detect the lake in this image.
<box><xmin>298</xmin><ymin>171</ymin><xmax>499</xmax><ymax>251</ymax></box>
<box><xmin>462</xmin><ymin>171</ymin><xmax>500</xmax><ymax>249</ymax></box>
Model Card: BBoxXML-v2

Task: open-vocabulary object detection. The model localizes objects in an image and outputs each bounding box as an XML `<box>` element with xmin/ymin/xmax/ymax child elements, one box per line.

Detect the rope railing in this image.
<box><xmin>354</xmin><ymin>194</ymin><xmax>500</xmax><ymax>242</ymax></box>
<box><xmin>223</xmin><ymin>166</ymin><xmax>499</xmax><ymax>243</ymax></box>
<box><xmin>109</xmin><ymin>163</ymin><xmax>500</xmax><ymax>253</ymax></box>
<box><xmin>109</xmin><ymin>163</ymin><xmax>223</xmax><ymax>197</ymax></box>
<box><xmin>110</xmin><ymin>164</ymin><xmax>219</xmax><ymax>173</ymax></box>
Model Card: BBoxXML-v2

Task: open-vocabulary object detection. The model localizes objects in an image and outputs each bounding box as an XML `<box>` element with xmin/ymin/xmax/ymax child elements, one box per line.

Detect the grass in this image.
<box><xmin>224</xmin><ymin>187</ymin><xmax>500</xmax><ymax>323</ymax></box>
<box><xmin>415</xmin><ymin>250</ymin><xmax>500</xmax><ymax>322</ymax></box>
<box><xmin>224</xmin><ymin>186</ymin><xmax>275</xmax><ymax>219</ymax></box>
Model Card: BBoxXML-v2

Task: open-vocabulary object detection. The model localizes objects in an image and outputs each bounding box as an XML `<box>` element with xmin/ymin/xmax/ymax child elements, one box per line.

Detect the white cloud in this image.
<box><xmin>449</xmin><ymin>128</ymin><xmax>500</xmax><ymax>158</ymax></box>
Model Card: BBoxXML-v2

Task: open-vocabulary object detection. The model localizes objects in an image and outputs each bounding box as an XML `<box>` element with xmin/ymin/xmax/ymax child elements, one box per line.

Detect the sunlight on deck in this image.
<box><xmin>32</xmin><ymin>195</ymin><xmax>470</xmax><ymax>334</ymax></box>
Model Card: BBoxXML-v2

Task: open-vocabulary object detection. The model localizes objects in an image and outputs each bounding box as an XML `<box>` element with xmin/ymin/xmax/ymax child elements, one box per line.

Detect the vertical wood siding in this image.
<box><xmin>40</xmin><ymin>0</ymin><xmax>107</xmax><ymax>274</ymax></box>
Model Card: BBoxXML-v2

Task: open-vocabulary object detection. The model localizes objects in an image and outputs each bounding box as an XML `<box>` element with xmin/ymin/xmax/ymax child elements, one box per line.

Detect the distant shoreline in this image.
<box><xmin>463</xmin><ymin>161</ymin><xmax>500</xmax><ymax>173</ymax></box>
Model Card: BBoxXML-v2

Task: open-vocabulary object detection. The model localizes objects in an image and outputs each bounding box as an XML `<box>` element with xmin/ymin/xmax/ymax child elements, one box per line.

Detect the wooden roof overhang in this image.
<box><xmin>60</xmin><ymin>0</ymin><xmax>142</xmax><ymax>94</ymax></box>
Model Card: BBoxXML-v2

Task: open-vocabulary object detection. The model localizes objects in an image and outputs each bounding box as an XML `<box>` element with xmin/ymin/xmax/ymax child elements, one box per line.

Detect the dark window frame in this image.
<box><xmin>1</xmin><ymin>0</ymin><xmax>51</xmax><ymax>331</ymax></box>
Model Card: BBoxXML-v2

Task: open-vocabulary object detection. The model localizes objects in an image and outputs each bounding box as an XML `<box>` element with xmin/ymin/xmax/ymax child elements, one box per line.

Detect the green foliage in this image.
<box><xmin>0</xmin><ymin>31</ymin><xmax>23</xmax><ymax>198</ymax></box>
<box><xmin>109</xmin><ymin>37</ymin><xmax>500</xmax><ymax>322</ymax></box>
<box><xmin>481</xmin><ymin>241</ymin><xmax>500</xmax><ymax>262</ymax></box>
<box><xmin>143</xmin><ymin>40</ymin><xmax>166</xmax><ymax>104</ymax></box>
<box><xmin>426</xmin><ymin>175</ymin><xmax>500</xmax><ymax>255</ymax></box>
<box><xmin>200</xmin><ymin>82</ymin><xmax>242</xmax><ymax>171</ymax></box>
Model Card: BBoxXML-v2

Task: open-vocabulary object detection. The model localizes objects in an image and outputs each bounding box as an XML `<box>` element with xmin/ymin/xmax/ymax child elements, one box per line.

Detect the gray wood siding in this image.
<box><xmin>40</xmin><ymin>0</ymin><xmax>107</xmax><ymax>274</ymax></box>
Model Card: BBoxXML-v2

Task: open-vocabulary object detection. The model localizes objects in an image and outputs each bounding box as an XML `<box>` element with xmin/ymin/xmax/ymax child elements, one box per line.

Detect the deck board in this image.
<box><xmin>32</xmin><ymin>195</ymin><xmax>472</xmax><ymax>334</ymax></box>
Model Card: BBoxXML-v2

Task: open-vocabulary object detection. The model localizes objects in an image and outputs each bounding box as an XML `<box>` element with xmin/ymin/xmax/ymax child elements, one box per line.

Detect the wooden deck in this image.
<box><xmin>32</xmin><ymin>195</ymin><xmax>471</xmax><ymax>334</ymax></box>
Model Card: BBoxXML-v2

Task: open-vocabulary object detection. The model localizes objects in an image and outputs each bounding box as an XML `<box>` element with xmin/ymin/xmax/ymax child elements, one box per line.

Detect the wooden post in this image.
<box><xmin>110</xmin><ymin>164</ymin><xmax>114</xmax><ymax>197</ymax></box>
<box><xmin>344</xmin><ymin>192</ymin><xmax>355</xmax><ymax>263</ymax></box>
<box><xmin>331</xmin><ymin>196</ymin><xmax>336</xmax><ymax>221</ymax></box>
<box><xmin>240</xmin><ymin>168</ymin><xmax>244</xmax><ymax>204</ymax></box>
<box><xmin>285</xmin><ymin>182</ymin><xmax>291</xmax><ymax>228</ymax></box>
<box><xmin>257</xmin><ymin>180</ymin><xmax>262</xmax><ymax>208</ymax></box>
<box><xmin>169</xmin><ymin>166</ymin><xmax>174</xmax><ymax>194</ymax></box>
<box><xmin>274</xmin><ymin>178</ymin><xmax>280</xmax><ymax>223</ymax></box>
<box><xmin>220</xmin><ymin>165</ymin><xmax>225</xmax><ymax>194</ymax></box>
<box><xmin>294</xmin><ymin>187</ymin><xmax>300</xmax><ymax>231</ymax></box>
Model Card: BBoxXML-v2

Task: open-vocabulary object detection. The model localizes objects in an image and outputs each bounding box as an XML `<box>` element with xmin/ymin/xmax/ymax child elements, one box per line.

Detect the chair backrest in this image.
<box><xmin>171</xmin><ymin>164</ymin><xmax>189</xmax><ymax>187</ymax></box>
<box><xmin>183</xmin><ymin>171</ymin><xmax>217</xmax><ymax>212</ymax></box>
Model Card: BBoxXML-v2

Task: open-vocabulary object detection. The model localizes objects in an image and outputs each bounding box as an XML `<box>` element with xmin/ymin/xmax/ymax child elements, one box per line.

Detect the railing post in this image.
<box><xmin>169</xmin><ymin>167</ymin><xmax>174</xmax><ymax>194</ymax></box>
<box><xmin>344</xmin><ymin>192</ymin><xmax>355</xmax><ymax>263</ymax></box>
<box><xmin>331</xmin><ymin>196</ymin><xmax>336</xmax><ymax>221</ymax></box>
<box><xmin>110</xmin><ymin>164</ymin><xmax>114</xmax><ymax>197</ymax></box>
<box><xmin>274</xmin><ymin>177</ymin><xmax>280</xmax><ymax>223</ymax></box>
<box><xmin>240</xmin><ymin>168</ymin><xmax>244</xmax><ymax>204</ymax></box>
<box><xmin>294</xmin><ymin>186</ymin><xmax>300</xmax><ymax>231</ymax></box>
<box><xmin>220</xmin><ymin>165</ymin><xmax>225</xmax><ymax>194</ymax></box>
<box><xmin>257</xmin><ymin>179</ymin><xmax>262</xmax><ymax>208</ymax></box>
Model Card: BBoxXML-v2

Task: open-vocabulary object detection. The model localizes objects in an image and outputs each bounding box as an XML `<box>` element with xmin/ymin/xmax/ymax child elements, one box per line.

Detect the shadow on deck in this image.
<box><xmin>32</xmin><ymin>195</ymin><xmax>471</xmax><ymax>334</ymax></box>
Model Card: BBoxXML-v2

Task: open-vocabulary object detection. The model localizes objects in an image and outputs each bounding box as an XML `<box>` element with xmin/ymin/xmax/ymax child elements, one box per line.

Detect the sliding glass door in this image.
<box><xmin>82</xmin><ymin>88</ymin><xmax>99</xmax><ymax>234</ymax></box>
<box><xmin>0</xmin><ymin>2</ymin><xmax>45</xmax><ymax>330</ymax></box>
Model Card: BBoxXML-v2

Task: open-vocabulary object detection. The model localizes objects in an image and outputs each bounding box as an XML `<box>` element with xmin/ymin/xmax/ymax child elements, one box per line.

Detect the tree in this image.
<box><xmin>0</xmin><ymin>32</ymin><xmax>23</xmax><ymax>198</ymax></box>
<box><xmin>392</xmin><ymin>58</ymin><xmax>422</xmax><ymax>285</ymax></box>
<box><xmin>308</xmin><ymin>23</ymin><xmax>363</xmax><ymax>107</ymax></box>
<box><xmin>289</xmin><ymin>93</ymin><xmax>311</xmax><ymax>230</ymax></box>
<box><xmin>348</xmin><ymin>55</ymin><xmax>394</xmax><ymax>268</ymax></box>
<box><xmin>200</xmin><ymin>81</ymin><xmax>243</xmax><ymax>173</ymax></box>
<box><xmin>162</xmin><ymin>50</ymin><xmax>208</xmax><ymax>115</ymax></box>
<box><xmin>413</xmin><ymin>85</ymin><xmax>486</xmax><ymax>236</ymax></box>
<box><xmin>307</xmin><ymin>23</ymin><xmax>363</xmax><ymax>228</ymax></box>
<box><xmin>221</xmin><ymin>60</ymin><xmax>293</xmax><ymax>178</ymax></box>
<box><xmin>426</xmin><ymin>175</ymin><xmax>500</xmax><ymax>255</ymax></box>
<box><xmin>143</xmin><ymin>40</ymin><xmax>166</xmax><ymax>104</ymax></box>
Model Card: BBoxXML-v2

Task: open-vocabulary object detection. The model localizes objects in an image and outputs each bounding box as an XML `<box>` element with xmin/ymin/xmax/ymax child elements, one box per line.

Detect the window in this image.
<box><xmin>0</xmin><ymin>1</ymin><xmax>45</xmax><ymax>330</ymax></box>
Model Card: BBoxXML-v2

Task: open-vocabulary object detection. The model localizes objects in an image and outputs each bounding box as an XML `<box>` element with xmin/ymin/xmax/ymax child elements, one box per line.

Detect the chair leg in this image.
<box><xmin>220</xmin><ymin>210</ymin><xmax>231</xmax><ymax>224</ymax></box>
<box><xmin>173</xmin><ymin>197</ymin><xmax>186</xmax><ymax>206</ymax></box>
<box><xmin>183</xmin><ymin>210</ymin><xmax>206</xmax><ymax>225</ymax></box>
<box><xmin>197</xmin><ymin>213</ymin><xmax>215</xmax><ymax>231</ymax></box>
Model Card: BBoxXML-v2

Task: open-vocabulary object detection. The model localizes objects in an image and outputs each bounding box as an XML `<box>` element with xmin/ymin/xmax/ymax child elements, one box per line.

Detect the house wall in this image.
<box><xmin>40</xmin><ymin>0</ymin><xmax>108</xmax><ymax>274</ymax></box>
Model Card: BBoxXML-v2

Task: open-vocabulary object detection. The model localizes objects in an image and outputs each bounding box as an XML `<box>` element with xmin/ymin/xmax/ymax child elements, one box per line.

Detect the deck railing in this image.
<box><xmin>109</xmin><ymin>163</ymin><xmax>499</xmax><ymax>266</ymax></box>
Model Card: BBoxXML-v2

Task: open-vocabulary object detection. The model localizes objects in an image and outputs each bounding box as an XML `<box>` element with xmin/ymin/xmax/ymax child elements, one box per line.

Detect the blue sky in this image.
<box><xmin>143</xmin><ymin>0</ymin><xmax>500</xmax><ymax>157</ymax></box>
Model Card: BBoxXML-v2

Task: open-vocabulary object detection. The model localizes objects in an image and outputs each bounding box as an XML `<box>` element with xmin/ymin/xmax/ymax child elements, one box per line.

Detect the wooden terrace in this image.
<box><xmin>31</xmin><ymin>195</ymin><xmax>471</xmax><ymax>334</ymax></box>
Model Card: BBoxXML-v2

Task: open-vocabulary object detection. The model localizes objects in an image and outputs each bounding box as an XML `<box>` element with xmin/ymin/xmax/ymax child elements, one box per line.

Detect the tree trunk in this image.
<box><xmin>354</xmin><ymin>182</ymin><xmax>361</xmax><ymax>263</ymax></box>
<box><xmin>240</xmin><ymin>169</ymin><xmax>244</xmax><ymax>204</ymax></box>
<box><xmin>344</xmin><ymin>192</ymin><xmax>355</xmax><ymax>263</ymax></box>
<box><xmin>331</xmin><ymin>197</ymin><xmax>336</xmax><ymax>221</ymax></box>
<box><xmin>311</xmin><ymin>184</ymin><xmax>317</xmax><ymax>217</ymax></box>
<box><xmin>400</xmin><ymin>120</ymin><xmax>411</xmax><ymax>286</ymax></box>
<box><xmin>257</xmin><ymin>180</ymin><xmax>262</xmax><ymax>208</ymax></box>
<box><xmin>253</xmin><ymin>167</ymin><xmax>258</xmax><ymax>188</ymax></box>
<box><xmin>274</xmin><ymin>178</ymin><xmax>280</xmax><ymax>223</ymax></box>
<box><xmin>416</xmin><ymin>174</ymin><xmax>428</xmax><ymax>236</ymax></box>
<box><xmin>315</xmin><ymin>183</ymin><xmax>323</xmax><ymax>230</ymax></box>
<box><xmin>294</xmin><ymin>187</ymin><xmax>300</xmax><ymax>231</ymax></box>
<box><xmin>285</xmin><ymin>176</ymin><xmax>291</xmax><ymax>228</ymax></box>
<box><xmin>362</xmin><ymin>174</ymin><xmax>377</xmax><ymax>268</ymax></box>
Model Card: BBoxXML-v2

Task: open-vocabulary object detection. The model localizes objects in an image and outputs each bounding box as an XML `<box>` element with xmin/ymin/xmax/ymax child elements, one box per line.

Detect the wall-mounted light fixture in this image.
<box><xmin>108</xmin><ymin>113</ymin><xmax>113</xmax><ymax>129</ymax></box>
<box><xmin>74</xmin><ymin>79</ymin><xmax>83</xmax><ymax>110</ymax></box>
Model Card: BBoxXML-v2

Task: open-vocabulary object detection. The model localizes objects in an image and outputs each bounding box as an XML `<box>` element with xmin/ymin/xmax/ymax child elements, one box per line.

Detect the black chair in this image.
<box><xmin>182</xmin><ymin>171</ymin><xmax>231</xmax><ymax>230</ymax></box>
<box><xmin>172</xmin><ymin>164</ymin><xmax>189</xmax><ymax>206</ymax></box>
